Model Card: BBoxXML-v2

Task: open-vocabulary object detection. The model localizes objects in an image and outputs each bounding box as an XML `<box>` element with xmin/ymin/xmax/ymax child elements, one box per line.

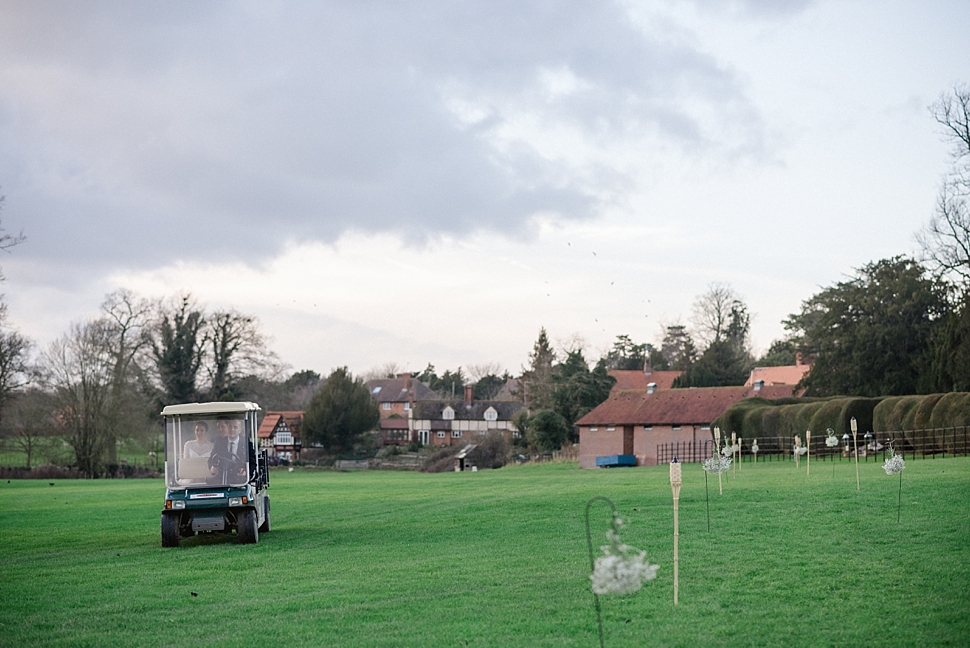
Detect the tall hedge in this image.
<box><xmin>714</xmin><ymin>396</ymin><xmax>882</xmax><ymax>449</ymax></box>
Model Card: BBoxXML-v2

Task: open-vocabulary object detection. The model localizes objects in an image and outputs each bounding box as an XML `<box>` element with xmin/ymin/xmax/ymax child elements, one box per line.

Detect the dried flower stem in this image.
<box><xmin>585</xmin><ymin>497</ymin><xmax>613</xmax><ymax>648</ymax></box>
<box><xmin>806</xmin><ymin>431</ymin><xmax>811</xmax><ymax>476</ymax></box>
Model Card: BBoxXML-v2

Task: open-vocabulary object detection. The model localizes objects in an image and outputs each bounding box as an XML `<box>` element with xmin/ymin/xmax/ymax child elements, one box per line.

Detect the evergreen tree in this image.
<box><xmin>152</xmin><ymin>296</ymin><xmax>205</xmax><ymax>406</ymax></box>
<box><xmin>521</xmin><ymin>328</ymin><xmax>556</xmax><ymax>409</ymax></box>
<box><xmin>303</xmin><ymin>367</ymin><xmax>379</xmax><ymax>454</ymax></box>
<box><xmin>552</xmin><ymin>351</ymin><xmax>615</xmax><ymax>428</ymax></box>
<box><xmin>786</xmin><ymin>257</ymin><xmax>947</xmax><ymax>396</ymax></box>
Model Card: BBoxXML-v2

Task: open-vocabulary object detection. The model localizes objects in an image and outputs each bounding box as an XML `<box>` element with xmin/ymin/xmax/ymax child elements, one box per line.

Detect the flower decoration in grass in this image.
<box><xmin>703</xmin><ymin>455</ymin><xmax>732</xmax><ymax>474</ymax></box>
<box><xmin>882</xmin><ymin>444</ymin><xmax>906</xmax><ymax>522</ymax></box>
<box><xmin>590</xmin><ymin>526</ymin><xmax>660</xmax><ymax>595</ymax></box>
<box><xmin>825</xmin><ymin>429</ymin><xmax>840</xmax><ymax>448</ymax></box>
<box><xmin>794</xmin><ymin>446</ymin><xmax>808</xmax><ymax>456</ymax></box>
<box><xmin>883</xmin><ymin>451</ymin><xmax>905</xmax><ymax>475</ymax></box>
<box><xmin>585</xmin><ymin>497</ymin><xmax>659</xmax><ymax>648</ymax></box>
<box><xmin>703</xmin><ymin>454</ymin><xmax>731</xmax><ymax>495</ymax></box>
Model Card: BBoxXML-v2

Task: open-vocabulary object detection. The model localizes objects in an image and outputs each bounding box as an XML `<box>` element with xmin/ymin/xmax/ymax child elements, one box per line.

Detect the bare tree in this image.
<box><xmin>0</xmin><ymin>192</ymin><xmax>26</xmax><ymax>257</ymax></box>
<box><xmin>466</xmin><ymin>362</ymin><xmax>504</xmax><ymax>383</ymax></box>
<box><xmin>361</xmin><ymin>361</ymin><xmax>402</xmax><ymax>381</ymax></box>
<box><xmin>3</xmin><ymin>388</ymin><xmax>55</xmax><ymax>470</ymax></box>
<box><xmin>919</xmin><ymin>84</ymin><xmax>970</xmax><ymax>283</ymax></box>
<box><xmin>0</xmin><ymin>327</ymin><xmax>31</xmax><ymax>427</ymax></box>
<box><xmin>42</xmin><ymin>320</ymin><xmax>116</xmax><ymax>477</ymax></box>
<box><xmin>691</xmin><ymin>282</ymin><xmax>743</xmax><ymax>348</ymax></box>
<box><xmin>100</xmin><ymin>289</ymin><xmax>155</xmax><ymax>463</ymax></box>
<box><xmin>204</xmin><ymin>310</ymin><xmax>283</xmax><ymax>399</ymax></box>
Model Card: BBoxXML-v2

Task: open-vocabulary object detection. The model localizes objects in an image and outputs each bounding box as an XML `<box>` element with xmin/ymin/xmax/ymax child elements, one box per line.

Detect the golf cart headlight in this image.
<box><xmin>229</xmin><ymin>497</ymin><xmax>242</xmax><ymax>507</ymax></box>
<box><xmin>173</xmin><ymin>500</ymin><xmax>185</xmax><ymax>509</ymax></box>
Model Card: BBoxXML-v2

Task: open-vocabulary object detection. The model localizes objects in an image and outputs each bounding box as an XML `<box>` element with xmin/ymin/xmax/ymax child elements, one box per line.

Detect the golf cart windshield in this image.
<box><xmin>164</xmin><ymin>414</ymin><xmax>251</xmax><ymax>488</ymax></box>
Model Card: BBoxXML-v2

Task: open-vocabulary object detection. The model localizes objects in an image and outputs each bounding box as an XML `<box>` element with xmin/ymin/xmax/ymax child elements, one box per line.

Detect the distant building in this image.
<box><xmin>745</xmin><ymin>354</ymin><xmax>812</xmax><ymax>389</ymax></box>
<box><xmin>366</xmin><ymin>373</ymin><xmax>437</xmax><ymax>442</ymax></box>
<box><xmin>608</xmin><ymin>366</ymin><xmax>683</xmax><ymax>395</ymax></box>
<box><xmin>257</xmin><ymin>411</ymin><xmax>304</xmax><ymax>461</ymax></box>
<box><xmin>410</xmin><ymin>386</ymin><xmax>524</xmax><ymax>447</ymax></box>
<box><xmin>576</xmin><ymin>385</ymin><xmax>797</xmax><ymax>468</ymax></box>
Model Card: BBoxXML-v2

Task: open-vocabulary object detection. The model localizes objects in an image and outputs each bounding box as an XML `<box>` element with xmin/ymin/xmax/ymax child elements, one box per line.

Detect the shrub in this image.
<box><xmin>421</xmin><ymin>444</ymin><xmax>464</xmax><ymax>473</ymax></box>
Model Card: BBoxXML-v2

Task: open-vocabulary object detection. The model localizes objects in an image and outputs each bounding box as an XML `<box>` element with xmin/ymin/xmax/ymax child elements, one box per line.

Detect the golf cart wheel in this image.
<box><xmin>237</xmin><ymin>509</ymin><xmax>259</xmax><ymax>544</ymax></box>
<box><xmin>161</xmin><ymin>512</ymin><xmax>181</xmax><ymax>548</ymax></box>
<box><xmin>258</xmin><ymin>496</ymin><xmax>270</xmax><ymax>533</ymax></box>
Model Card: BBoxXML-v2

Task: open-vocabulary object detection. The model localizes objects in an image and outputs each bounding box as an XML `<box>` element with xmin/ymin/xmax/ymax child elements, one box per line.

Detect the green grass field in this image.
<box><xmin>1</xmin><ymin>458</ymin><xmax>968</xmax><ymax>647</ymax></box>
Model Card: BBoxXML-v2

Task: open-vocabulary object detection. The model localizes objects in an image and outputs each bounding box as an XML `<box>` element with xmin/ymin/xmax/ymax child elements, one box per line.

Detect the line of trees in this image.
<box><xmin>0</xmin><ymin>282</ymin><xmax>322</xmax><ymax>476</ymax></box>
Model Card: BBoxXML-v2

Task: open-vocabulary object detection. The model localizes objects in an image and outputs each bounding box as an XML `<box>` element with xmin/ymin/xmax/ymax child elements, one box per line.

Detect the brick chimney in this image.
<box><xmin>464</xmin><ymin>385</ymin><xmax>474</xmax><ymax>405</ymax></box>
<box><xmin>795</xmin><ymin>352</ymin><xmax>802</xmax><ymax>366</ymax></box>
<box><xmin>401</xmin><ymin>372</ymin><xmax>411</xmax><ymax>389</ymax></box>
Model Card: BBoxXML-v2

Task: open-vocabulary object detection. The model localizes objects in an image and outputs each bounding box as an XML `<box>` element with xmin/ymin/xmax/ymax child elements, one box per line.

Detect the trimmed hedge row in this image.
<box><xmin>717</xmin><ymin>392</ymin><xmax>970</xmax><ymax>454</ymax></box>
<box><xmin>713</xmin><ymin>396</ymin><xmax>881</xmax><ymax>453</ymax></box>
<box><xmin>872</xmin><ymin>392</ymin><xmax>970</xmax><ymax>450</ymax></box>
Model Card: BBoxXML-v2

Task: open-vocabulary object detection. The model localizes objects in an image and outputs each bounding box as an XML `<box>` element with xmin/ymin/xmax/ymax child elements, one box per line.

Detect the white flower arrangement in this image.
<box><xmin>703</xmin><ymin>455</ymin><xmax>732</xmax><ymax>474</ymax></box>
<box><xmin>825</xmin><ymin>428</ymin><xmax>839</xmax><ymax>448</ymax></box>
<box><xmin>794</xmin><ymin>446</ymin><xmax>808</xmax><ymax>456</ymax></box>
<box><xmin>883</xmin><ymin>452</ymin><xmax>906</xmax><ymax>476</ymax></box>
<box><xmin>590</xmin><ymin>527</ymin><xmax>660</xmax><ymax>595</ymax></box>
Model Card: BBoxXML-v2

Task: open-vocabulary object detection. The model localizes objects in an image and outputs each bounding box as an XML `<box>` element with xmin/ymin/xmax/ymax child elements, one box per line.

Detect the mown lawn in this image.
<box><xmin>0</xmin><ymin>458</ymin><xmax>968</xmax><ymax>647</ymax></box>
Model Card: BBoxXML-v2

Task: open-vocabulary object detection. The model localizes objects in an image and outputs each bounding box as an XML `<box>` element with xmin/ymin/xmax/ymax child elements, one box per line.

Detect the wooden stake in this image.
<box><xmin>806</xmin><ymin>430</ymin><xmax>811</xmax><ymax>476</ymax></box>
<box><xmin>852</xmin><ymin>417</ymin><xmax>860</xmax><ymax>491</ymax></box>
<box><xmin>731</xmin><ymin>432</ymin><xmax>737</xmax><ymax>477</ymax></box>
<box><xmin>669</xmin><ymin>460</ymin><xmax>682</xmax><ymax>605</ymax></box>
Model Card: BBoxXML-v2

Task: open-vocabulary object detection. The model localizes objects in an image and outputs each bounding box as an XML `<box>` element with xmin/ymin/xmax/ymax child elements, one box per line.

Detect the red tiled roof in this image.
<box><xmin>380</xmin><ymin>418</ymin><xmax>410</xmax><ymax>429</ymax></box>
<box><xmin>608</xmin><ymin>369</ymin><xmax>683</xmax><ymax>392</ymax></box>
<box><xmin>257</xmin><ymin>411</ymin><xmax>304</xmax><ymax>438</ymax></box>
<box><xmin>576</xmin><ymin>385</ymin><xmax>797</xmax><ymax>427</ymax></box>
<box><xmin>744</xmin><ymin>364</ymin><xmax>810</xmax><ymax>386</ymax></box>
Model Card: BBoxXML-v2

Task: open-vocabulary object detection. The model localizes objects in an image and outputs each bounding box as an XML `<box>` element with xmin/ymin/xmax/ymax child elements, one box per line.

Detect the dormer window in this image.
<box><xmin>483</xmin><ymin>407</ymin><xmax>498</xmax><ymax>422</ymax></box>
<box><xmin>442</xmin><ymin>406</ymin><xmax>455</xmax><ymax>420</ymax></box>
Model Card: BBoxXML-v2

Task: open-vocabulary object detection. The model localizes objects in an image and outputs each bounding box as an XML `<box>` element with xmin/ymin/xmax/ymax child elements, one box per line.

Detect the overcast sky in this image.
<box><xmin>1</xmin><ymin>0</ymin><xmax>968</xmax><ymax>379</ymax></box>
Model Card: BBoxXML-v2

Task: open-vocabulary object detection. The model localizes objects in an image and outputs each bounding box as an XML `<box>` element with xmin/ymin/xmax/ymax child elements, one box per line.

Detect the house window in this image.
<box><xmin>643</xmin><ymin>426</ymin><xmax>653</xmax><ymax>431</ymax></box>
<box><xmin>606</xmin><ymin>426</ymin><xmax>615</xmax><ymax>432</ymax></box>
<box><xmin>452</xmin><ymin>430</ymin><xmax>462</xmax><ymax>438</ymax></box>
<box><xmin>590</xmin><ymin>427</ymin><xmax>598</xmax><ymax>431</ymax></box>
<box><xmin>700</xmin><ymin>426</ymin><xmax>710</xmax><ymax>431</ymax></box>
<box><xmin>382</xmin><ymin>402</ymin><xmax>391</xmax><ymax>410</ymax></box>
<box><xmin>484</xmin><ymin>407</ymin><xmax>498</xmax><ymax>422</ymax></box>
<box><xmin>404</xmin><ymin>402</ymin><xmax>410</xmax><ymax>410</ymax></box>
<box><xmin>672</xmin><ymin>425</ymin><xmax>681</xmax><ymax>430</ymax></box>
<box><xmin>275</xmin><ymin>431</ymin><xmax>294</xmax><ymax>445</ymax></box>
<box><xmin>437</xmin><ymin>431</ymin><xmax>446</xmax><ymax>438</ymax></box>
<box><xmin>442</xmin><ymin>407</ymin><xmax>455</xmax><ymax>420</ymax></box>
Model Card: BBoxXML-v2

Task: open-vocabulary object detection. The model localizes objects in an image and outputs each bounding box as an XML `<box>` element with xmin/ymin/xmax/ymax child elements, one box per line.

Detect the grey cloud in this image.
<box><xmin>0</xmin><ymin>0</ymin><xmax>768</xmax><ymax>280</ymax></box>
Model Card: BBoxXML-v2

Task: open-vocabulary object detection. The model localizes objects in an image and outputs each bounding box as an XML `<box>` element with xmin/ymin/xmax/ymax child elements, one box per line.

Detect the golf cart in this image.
<box><xmin>160</xmin><ymin>402</ymin><xmax>270</xmax><ymax>547</ymax></box>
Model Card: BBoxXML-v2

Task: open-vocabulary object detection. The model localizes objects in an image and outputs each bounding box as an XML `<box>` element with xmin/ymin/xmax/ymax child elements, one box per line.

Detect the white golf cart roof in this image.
<box><xmin>160</xmin><ymin>402</ymin><xmax>261</xmax><ymax>416</ymax></box>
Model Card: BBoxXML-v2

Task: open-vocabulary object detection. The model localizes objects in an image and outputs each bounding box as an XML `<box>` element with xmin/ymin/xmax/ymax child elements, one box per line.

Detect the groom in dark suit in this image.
<box><xmin>208</xmin><ymin>418</ymin><xmax>256</xmax><ymax>483</ymax></box>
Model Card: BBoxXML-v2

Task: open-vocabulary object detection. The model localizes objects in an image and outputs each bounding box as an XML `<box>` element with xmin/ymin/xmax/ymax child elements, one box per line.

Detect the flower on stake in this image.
<box><xmin>703</xmin><ymin>453</ymin><xmax>731</xmax><ymax>495</ymax></box>
<box><xmin>825</xmin><ymin>429</ymin><xmax>840</xmax><ymax>448</ymax></box>
<box><xmin>825</xmin><ymin>428</ymin><xmax>839</xmax><ymax>477</ymax></box>
<box><xmin>590</xmin><ymin>525</ymin><xmax>659</xmax><ymax>595</ymax></box>
<box><xmin>882</xmin><ymin>444</ymin><xmax>906</xmax><ymax>523</ymax></box>
<box><xmin>585</xmin><ymin>497</ymin><xmax>659</xmax><ymax>648</ymax></box>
